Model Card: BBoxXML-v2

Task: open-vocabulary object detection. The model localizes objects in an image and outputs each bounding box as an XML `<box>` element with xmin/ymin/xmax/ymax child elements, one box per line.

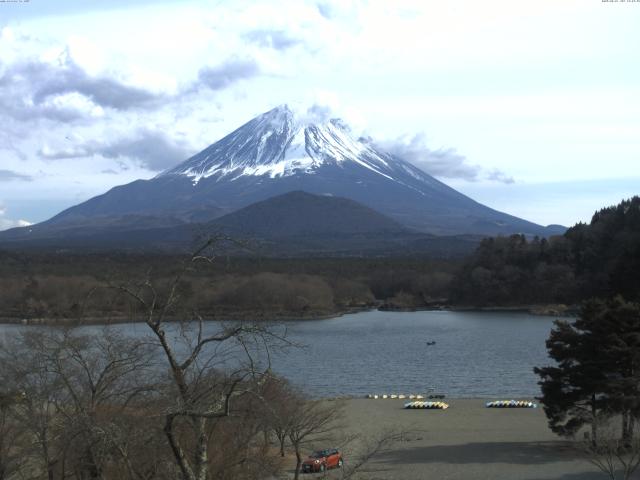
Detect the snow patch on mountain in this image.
<box><xmin>160</xmin><ymin>105</ymin><xmax>403</xmax><ymax>185</ymax></box>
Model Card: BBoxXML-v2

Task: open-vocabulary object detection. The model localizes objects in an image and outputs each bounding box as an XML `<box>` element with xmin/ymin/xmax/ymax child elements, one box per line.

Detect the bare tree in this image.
<box><xmin>259</xmin><ymin>375</ymin><xmax>298</xmax><ymax>457</ymax></box>
<box><xmin>0</xmin><ymin>331</ymin><xmax>64</xmax><ymax>480</ymax></box>
<box><xmin>258</xmin><ymin>376</ymin><xmax>402</xmax><ymax>480</ymax></box>
<box><xmin>46</xmin><ymin>328</ymin><xmax>157</xmax><ymax>479</ymax></box>
<box><xmin>205</xmin><ymin>395</ymin><xmax>283</xmax><ymax>480</ymax></box>
<box><xmin>112</xmin><ymin>237</ymin><xmax>288</xmax><ymax>480</ymax></box>
<box><xmin>0</xmin><ymin>390</ymin><xmax>27</xmax><ymax>480</ymax></box>
<box><xmin>287</xmin><ymin>397</ymin><xmax>345</xmax><ymax>480</ymax></box>
<box><xmin>582</xmin><ymin>417</ymin><xmax>640</xmax><ymax>480</ymax></box>
<box><xmin>0</xmin><ymin>327</ymin><xmax>160</xmax><ymax>480</ymax></box>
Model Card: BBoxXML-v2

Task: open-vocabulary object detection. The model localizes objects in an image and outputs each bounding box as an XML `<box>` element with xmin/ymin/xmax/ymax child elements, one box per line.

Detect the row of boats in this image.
<box><xmin>366</xmin><ymin>394</ymin><xmax>425</xmax><ymax>399</ymax></box>
<box><xmin>403</xmin><ymin>399</ymin><xmax>537</xmax><ymax>409</ymax></box>
<box><xmin>404</xmin><ymin>401</ymin><xmax>449</xmax><ymax>409</ymax></box>
<box><xmin>365</xmin><ymin>394</ymin><xmax>538</xmax><ymax>409</ymax></box>
<box><xmin>485</xmin><ymin>400</ymin><xmax>537</xmax><ymax>408</ymax></box>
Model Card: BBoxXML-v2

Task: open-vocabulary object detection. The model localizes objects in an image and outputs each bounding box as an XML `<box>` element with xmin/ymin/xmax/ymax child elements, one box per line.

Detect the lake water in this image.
<box><xmin>274</xmin><ymin>310</ymin><xmax>558</xmax><ymax>398</ymax></box>
<box><xmin>0</xmin><ymin>310</ymin><xmax>559</xmax><ymax>399</ymax></box>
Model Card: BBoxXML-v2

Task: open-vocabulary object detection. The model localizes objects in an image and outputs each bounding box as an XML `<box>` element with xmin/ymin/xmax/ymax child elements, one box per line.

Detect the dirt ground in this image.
<box><xmin>285</xmin><ymin>398</ymin><xmax>639</xmax><ymax>480</ymax></box>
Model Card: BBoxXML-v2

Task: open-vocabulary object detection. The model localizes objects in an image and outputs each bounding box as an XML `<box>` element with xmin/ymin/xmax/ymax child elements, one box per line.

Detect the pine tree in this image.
<box><xmin>534</xmin><ymin>316</ymin><xmax>608</xmax><ymax>444</ymax></box>
<box><xmin>534</xmin><ymin>297</ymin><xmax>640</xmax><ymax>446</ymax></box>
<box><xmin>582</xmin><ymin>297</ymin><xmax>640</xmax><ymax>446</ymax></box>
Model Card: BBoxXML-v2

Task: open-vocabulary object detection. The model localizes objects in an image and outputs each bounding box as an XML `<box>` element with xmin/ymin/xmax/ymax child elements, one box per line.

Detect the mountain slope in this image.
<box><xmin>1</xmin><ymin>105</ymin><xmax>564</xmax><ymax>246</ymax></box>
<box><xmin>0</xmin><ymin>191</ymin><xmax>481</xmax><ymax>257</ymax></box>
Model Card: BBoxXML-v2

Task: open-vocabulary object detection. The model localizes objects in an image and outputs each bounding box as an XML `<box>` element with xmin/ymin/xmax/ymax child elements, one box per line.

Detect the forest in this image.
<box><xmin>0</xmin><ymin>197</ymin><xmax>637</xmax><ymax>323</ymax></box>
<box><xmin>452</xmin><ymin>196</ymin><xmax>640</xmax><ymax>306</ymax></box>
<box><xmin>0</xmin><ymin>249</ymin><xmax>458</xmax><ymax>322</ymax></box>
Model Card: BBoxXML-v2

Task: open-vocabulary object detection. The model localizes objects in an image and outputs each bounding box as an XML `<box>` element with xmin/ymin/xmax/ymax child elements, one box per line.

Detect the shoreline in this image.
<box><xmin>0</xmin><ymin>305</ymin><xmax>373</xmax><ymax>326</ymax></box>
<box><xmin>0</xmin><ymin>303</ymin><xmax>575</xmax><ymax>326</ymax></box>
<box><xmin>450</xmin><ymin>303</ymin><xmax>578</xmax><ymax>317</ymax></box>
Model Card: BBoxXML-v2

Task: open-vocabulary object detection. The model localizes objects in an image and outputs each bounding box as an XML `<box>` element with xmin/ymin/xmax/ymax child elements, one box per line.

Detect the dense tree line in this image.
<box><xmin>2</xmin><ymin>197</ymin><xmax>637</xmax><ymax>321</ymax></box>
<box><xmin>0</xmin><ymin>252</ymin><xmax>458</xmax><ymax>322</ymax></box>
<box><xmin>452</xmin><ymin>196</ymin><xmax>640</xmax><ymax>306</ymax></box>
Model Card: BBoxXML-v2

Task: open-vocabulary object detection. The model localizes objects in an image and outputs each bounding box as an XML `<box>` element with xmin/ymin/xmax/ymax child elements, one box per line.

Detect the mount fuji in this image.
<box><xmin>0</xmin><ymin>105</ymin><xmax>564</xmax><ymax>250</ymax></box>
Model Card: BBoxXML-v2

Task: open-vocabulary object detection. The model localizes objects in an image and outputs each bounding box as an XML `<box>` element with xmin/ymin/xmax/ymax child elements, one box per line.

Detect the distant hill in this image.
<box><xmin>0</xmin><ymin>191</ymin><xmax>481</xmax><ymax>257</ymax></box>
<box><xmin>209</xmin><ymin>190</ymin><xmax>406</xmax><ymax>237</ymax></box>
<box><xmin>203</xmin><ymin>191</ymin><xmax>481</xmax><ymax>256</ymax></box>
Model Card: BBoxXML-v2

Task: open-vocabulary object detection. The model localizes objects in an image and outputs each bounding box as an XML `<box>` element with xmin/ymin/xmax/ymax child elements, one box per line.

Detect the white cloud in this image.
<box><xmin>0</xmin><ymin>204</ymin><xmax>32</xmax><ymax>231</ymax></box>
<box><xmin>243</xmin><ymin>29</ymin><xmax>303</xmax><ymax>50</ymax></box>
<box><xmin>196</xmin><ymin>58</ymin><xmax>262</xmax><ymax>91</ymax></box>
<box><xmin>287</xmin><ymin>94</ymin><xmax>367</xmax><ymax>135</ymax></box>
<box><xmin>376</xmin><ymin>133</ymin><xmax>515</xmax><ymax>184</ymax></box>
<box><xmin>0</xmin><ymin>170</ymin><xmax>33</xmax><ymax>182</ymax></box>
<box><xmin>486</xmin><ymin>169</ymin><xmax>515</xmax><ymax>185</ymax></box>
<box><xmin>0</xmin><ymin>0</ymin><xmax>636</xmax><ymax>227</ymax></box>
<box><xmin>38</xmin><ymin>128</ymin><xmax>194</xmax><ymax>171</ymax></box>
<box><xmin>0</xmin><ymin>53</ymin><xmax>165</xmax><ymax>124</ymax></box>
<box><xmin>38</xmin><ymin>91</ymin><xmax>105</xmax><ymax>119</ymax></box>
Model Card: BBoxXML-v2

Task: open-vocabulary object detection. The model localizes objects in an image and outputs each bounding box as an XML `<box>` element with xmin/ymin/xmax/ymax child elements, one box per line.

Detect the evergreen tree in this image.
<box><xmin>535</xmin><ymin>297</ymin><xmax>640</xmax><ymax>446</ymax></box>
<box><xmin>534</xmin><ymin>316</ymin><xmax>608</xmax><ymax>444</ymax></box>
<box><xmin>582</xmin><ymin>297</ymin><xmax>640</xmax><ymax>445</ymax></box>
<box><xmin>453</xmin><ymin>196</ymin><xmax>640</xmax><ymax>306</ymax></box>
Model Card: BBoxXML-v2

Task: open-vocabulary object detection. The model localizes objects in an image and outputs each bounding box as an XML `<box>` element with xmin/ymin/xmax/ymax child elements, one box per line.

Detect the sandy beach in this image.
<box><xmin>288</xmin><ymin>398</ymin><xmax>637</xmax><ymax>480</ymax></box>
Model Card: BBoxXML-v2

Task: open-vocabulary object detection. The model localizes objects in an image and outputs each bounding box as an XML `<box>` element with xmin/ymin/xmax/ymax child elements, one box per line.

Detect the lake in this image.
<box><xmin>273</xmin><ymin>310</ymin><xmax>558</xmax><ymax>398</ymax></box>
<box><xmin>0</xmin><ymin>310</ymin><xmax>560</xmax><ymax>399</ymax></box>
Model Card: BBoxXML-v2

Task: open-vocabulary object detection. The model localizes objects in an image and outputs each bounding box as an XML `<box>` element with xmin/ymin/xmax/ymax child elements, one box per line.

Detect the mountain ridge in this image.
<box><xmin>0</xmin><ymin>104</ymin><xmax>565</xmax><ymax>249</ymax></box>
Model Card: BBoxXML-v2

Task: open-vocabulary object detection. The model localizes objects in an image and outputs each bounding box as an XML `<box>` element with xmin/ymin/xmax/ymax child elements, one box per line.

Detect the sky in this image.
<box><xmin>0</xmin><ymin>0</ymin><xmax>638</xmax><ymax>230</ymax></box>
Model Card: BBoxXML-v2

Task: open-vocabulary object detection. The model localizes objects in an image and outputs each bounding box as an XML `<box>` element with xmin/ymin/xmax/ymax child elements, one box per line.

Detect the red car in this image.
<box><xmin>301</xmin><ymin>448</ymin><xmax>343</xmax><ymax>473</ymax></box>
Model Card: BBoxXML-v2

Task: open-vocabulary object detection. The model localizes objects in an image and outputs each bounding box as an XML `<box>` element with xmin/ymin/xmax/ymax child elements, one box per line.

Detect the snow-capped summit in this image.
<box><xmin>160</xmin><ymin>105</ymin><xmax>430</xmax><ymax>189</ymax></box>
<box><xmin>15</xmin><ymin>105</ymin><xmax>564</xmax><ymax>238</ymax></box>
